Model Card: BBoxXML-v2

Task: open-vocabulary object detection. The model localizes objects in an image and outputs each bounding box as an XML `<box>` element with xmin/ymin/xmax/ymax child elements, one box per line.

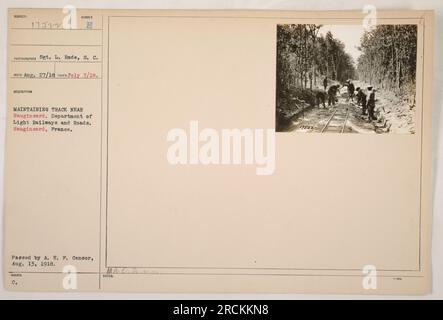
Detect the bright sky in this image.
<box><xmin>318</xmin><ymin>25</ymin><xmax>366</xmax><ymax>66</ymax></box>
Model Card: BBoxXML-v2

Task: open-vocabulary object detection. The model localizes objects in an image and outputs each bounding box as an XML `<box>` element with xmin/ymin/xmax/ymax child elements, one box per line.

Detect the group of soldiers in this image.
<box><xmin>320</xmin><ymin>77</ymin><xmax>378</xmax><ymax>122</ymax></box>
<box><xmin>316</xmin><ymin>77</ymin><xmax>340</xmax><ymax>108</ymax></box>
<box><xmin>355</xmin><ymin>85</ymin><xmax>377</xmax><ymax>121</ymax></box>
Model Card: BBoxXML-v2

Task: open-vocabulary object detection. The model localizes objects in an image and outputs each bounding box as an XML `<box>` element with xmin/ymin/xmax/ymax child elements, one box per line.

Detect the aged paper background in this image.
<box><xmin>1</xmin><ymin>4</ymin><xmax>438</xmax><ymax>297</ymax></box>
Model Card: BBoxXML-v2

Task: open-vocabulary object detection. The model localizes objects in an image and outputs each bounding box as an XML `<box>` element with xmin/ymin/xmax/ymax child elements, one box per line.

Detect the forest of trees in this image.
<box><xmin>357</xmin><ymin>25</ymin><xmax>417</xmax><ymax>95</ymax></box>
<box><xmin>276</xmin><ymin>24</ymin><xmax>418</xmax><ymax>132</ymax></box>
<box><xmin>276</xmin><ymin>24</ymin><xmax>356</xmax><ymax>96</ymax></box>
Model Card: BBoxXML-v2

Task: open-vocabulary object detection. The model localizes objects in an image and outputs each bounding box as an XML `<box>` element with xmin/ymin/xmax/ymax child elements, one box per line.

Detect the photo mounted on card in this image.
<box><xmin>4</xmin><ymin>9</ymin><xmax>434</xmax><ymax>294</ymax></box>
<box><xmin>276</xmin><ymin>24</ymin><xmax>418</xmax><ymax>134</ymax></box>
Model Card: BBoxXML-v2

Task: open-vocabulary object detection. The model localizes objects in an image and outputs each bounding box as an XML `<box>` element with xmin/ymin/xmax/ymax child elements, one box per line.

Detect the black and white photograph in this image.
<box><xmin>276</xmin><ymin>24</ymin><xmax>418</xmax><ymax>134</ymax></box>
<box><xmin>1</xmin><ymin>1</ymin><xmax>442</xmax><ymax>302</ymax></box>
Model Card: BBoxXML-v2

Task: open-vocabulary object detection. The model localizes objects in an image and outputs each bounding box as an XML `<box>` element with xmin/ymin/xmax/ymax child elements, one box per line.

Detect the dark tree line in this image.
<box><xmin>276</xmin><ymin>24</ymin><xmax>356</xmax><ymax>95</ymax></box>
<box><xmin>357</xmin><ymin>25</ymin><xmax>417</xmax><ymax>95</ymax></box>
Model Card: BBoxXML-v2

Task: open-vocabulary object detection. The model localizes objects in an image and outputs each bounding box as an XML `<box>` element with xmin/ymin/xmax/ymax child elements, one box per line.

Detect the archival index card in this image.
<box><xmin>4</xmin><ymin>9</ymin><xmax>434</xmax><ymax>294</ymax></box>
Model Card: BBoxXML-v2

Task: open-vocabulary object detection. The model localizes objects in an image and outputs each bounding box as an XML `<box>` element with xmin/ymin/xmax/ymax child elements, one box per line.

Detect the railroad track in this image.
<box><xmin>321</xmin><ymin>106</ymin><xmax>350</xmax><ymax>133</ymax></box>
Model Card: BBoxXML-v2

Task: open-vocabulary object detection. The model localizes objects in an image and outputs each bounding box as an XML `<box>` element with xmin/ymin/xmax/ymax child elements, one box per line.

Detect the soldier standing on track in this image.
<box><xmin>356</xmin><ymin>87</ymin><xmax>367</xmax><ymax>115</ymax></box>
<box><xmin>327</xmin><ymin>85</ymin><xmax>339</xmax><ymax>107</ymax></box>
<box><xmin>323</xmin><ymin>77</ymin><xmax>328</xmax><ymax>91</ymax></box>
<box><xmin>367</xmin><ymin>87</ymin><xmax>377</xmax><ymax>121</ymax></box>
<box><xmin>347</xmin><ymin>80</ymin><xmax>355</xmax><ymax>102</ymax></box>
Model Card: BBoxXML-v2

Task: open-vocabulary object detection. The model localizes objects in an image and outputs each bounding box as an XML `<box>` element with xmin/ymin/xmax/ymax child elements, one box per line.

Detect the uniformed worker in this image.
<box><xmin>356</xmin><ymin>87</ymin><xmax>368</xmax><ymax>115</ymax></box>
<box><xmin>328</xmin><ymin>85</ymin><xmax>339</xmax><ymax>107</ymax></box>
<box><xmin>347</xmin><ymin>80</ymin><xmax>355</xmax><ymax>102</ymax></box>
<box><xmin>367</xmin><ymin>87</ymin><xmax>377</xmax><ymax>121</ymax></box>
